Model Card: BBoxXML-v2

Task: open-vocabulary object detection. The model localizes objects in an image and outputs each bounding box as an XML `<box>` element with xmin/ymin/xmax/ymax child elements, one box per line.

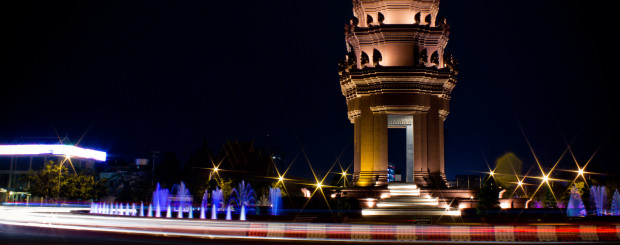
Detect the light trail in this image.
<box><xmin>2</xmin><ymin>206</ymin><xmax>619</xmax><ymax>243</ymax></box>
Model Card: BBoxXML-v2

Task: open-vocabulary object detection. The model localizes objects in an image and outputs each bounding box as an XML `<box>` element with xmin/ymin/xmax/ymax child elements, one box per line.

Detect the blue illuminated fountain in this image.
<box><xmin>171</xmin><ymin>182</ymin><xmax>192</xmax><ymax>218</ymax></box>
<box><xmin>227</xmin><ymin>180</ymin><xmax>257</xmax><ymax>221</ymax></box>
<box><xmin>590</xmin><ymin>185</ymin><xmax>608</xmax><ymax>216</ymax></box>
<box><xmin>87</xmin><ymin>181</ymin><xmax>268</xmax><ymax>221</ymax></box>
<box><xmin>152</xmin><ymin>183</ymin><xmax>170</xmax><ymax>217</ymax></box>
<box><xmin>200</xmin><ymin>191</ymin><xmax>208</xmax><ymax>219</ymax></box>
<box><xmin>211</xmin><ymin>188</ymin><xmax>223</xmax><ymax>220</ymax></box>
<box><xmin>269</xmin><ymin>187</ymin><xmax>282</xmax><ymax>216</ymax></box>
<box><xmin>566</xmin><ymin>185</ymin><xmax>586</xmax><ymax>217</ymax></box>
<box><xmin>611</xmin><ymin>189</ymin><xmax>620</xmax><ymax>216</ymax></box>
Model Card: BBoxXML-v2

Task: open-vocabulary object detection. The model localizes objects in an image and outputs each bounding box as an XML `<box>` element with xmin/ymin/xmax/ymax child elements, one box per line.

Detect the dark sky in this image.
<box><xmin>2</xmin><ymin>0</ymin><xmax>619</xmax><ymax>181</ymax></box>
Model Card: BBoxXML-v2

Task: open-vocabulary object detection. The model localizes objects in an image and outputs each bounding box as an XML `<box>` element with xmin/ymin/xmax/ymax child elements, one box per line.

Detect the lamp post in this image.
<box><xmin>57</xmin><ymin>155</ymin><xmax>70</xmax><ymax>201</ymax></box>
<box><xmin>151</xmin><ymin>150</ymin><xmax>159</xmax><ymax>190</ymax></box>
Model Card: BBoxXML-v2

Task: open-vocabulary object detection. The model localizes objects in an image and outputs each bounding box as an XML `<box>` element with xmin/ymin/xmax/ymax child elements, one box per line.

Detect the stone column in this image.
<box><xmin>406</xmin><ymin>124</ymin><xmax>414</xmax><ymax>183</ymax></box>
<box><xmin>373</xmin><ymin>112</ymin><xmax>388</xmax><ymax>185</ymax></box>
<box><xmin>358</xmin><ymin>96</ymin><xmax>375</xmax><ymax>186</ymax></box>
<box><xmin>413</xmin><ymin>112</ymin><xmax>428</xmax><ymax>185</ymax></box>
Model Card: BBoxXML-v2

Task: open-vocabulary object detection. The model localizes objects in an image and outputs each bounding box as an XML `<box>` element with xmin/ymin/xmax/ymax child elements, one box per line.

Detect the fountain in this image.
<box><xmin>171</xmin><ymin>182</ymin><xmax>191</xmax><ymax>218</ymax></box>
<box><xmin>611</xmin><ymin>189</ymin><xmax>620</xmax><ymax>216</ymax></box>
<box><xmin>166</xmin><ymin>204</ymin><xmax>172</xmax><ymax>218</ymax></box>
<box><xmin>269</xmin><ymin>187</ymin><xmax>282</xmax><ymax>216</ymax></box>
<box><xmin>200</xmin><ymin>190</ymin><xmax>208</xmax><ymax>219</ymax></box>
<box><xmin>566</xmin><ymin>185</ymin><xmax>586</xmax><ymax>217</ymax></box>
<box><xmin>211</xmin><ymin>188</ymin><xmax>223</xmax><ymax>220</ymax></box>
<box><xmin>200</xmin><ymin>206</ymin><xmax>205</xmax><ymax>219</ymax></box>
<box><xmin>225</xmin><ymin>205</ymin><xmax>232</xmax><ymax>220</ymax></box>
<box><xmin>148</xmin><ymin>204</ymin><xmax>153</xmax><ymax>217</ymax></box>
<box><xmin>152</xmin><ymin>183</ymin><xmax>170</xmax><ymax>216</ymax></box>
<box><xmin>140</xmin><ymin>202</ymin><xmax>145</xmax><ymax>217</ymax></box>
<box><xmin>227</xmin><ymin>180</ymin><xmax>257</xmax><ymax>221</ymax></box>
<box><xmin>240</xmin><ymin>205</ymin><xmax>246</xmax><ymax>221</ymax></box>
<box><xmin>590</xmin><ymin>185</ymin><xmax>608</xmax><ymax>216</ymax></box>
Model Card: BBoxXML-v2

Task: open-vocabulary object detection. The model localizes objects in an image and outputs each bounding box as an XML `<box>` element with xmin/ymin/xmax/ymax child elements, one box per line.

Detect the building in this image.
<box><xmin>0</xmin><ymin>144</ymin><xmax>106</xmax><ymax>191</ymax></box>
<box><xmin>338</xmin><ymin>0</ymin><xmax>458</xmax><ymax>187</ymax></box>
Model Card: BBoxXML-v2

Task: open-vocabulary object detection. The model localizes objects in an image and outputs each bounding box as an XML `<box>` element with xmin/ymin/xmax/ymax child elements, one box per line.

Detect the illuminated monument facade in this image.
<box><xmin>339</xmin><ymin>0</ymin><xmax>457</xmax><ymax>188</ymax></box>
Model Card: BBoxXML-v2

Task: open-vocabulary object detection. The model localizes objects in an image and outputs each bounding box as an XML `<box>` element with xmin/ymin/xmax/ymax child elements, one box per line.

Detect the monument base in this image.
<box><xmin>332</xmin><ymin>182</ymin><xmax>477</xmax><ymax>224</ymax></box>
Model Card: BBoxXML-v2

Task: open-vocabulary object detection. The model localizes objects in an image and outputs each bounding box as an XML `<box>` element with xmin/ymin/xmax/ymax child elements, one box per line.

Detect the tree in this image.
<box><xmin>154</xmin><ymin>152</ymin><xmax>181</xmax><ymax>188</ymax></box>
<box><xmin>494</xmin><ymin>152</ymin><xmax>522</xmax><ymax>190</ymax></box>
<box><xmin>477</xmin><ymin>176</ymin><xmax>501</xmax><ymax>215</ymax></box>
<box><xmin>183</xmin><ymin>142</ymin><xmax>214</xmax><ymax>204</ymax></box>
<box><xmin>26</xmin><ymin>160</ymin><xmax>107</xmax><ymax>201</ymax></box>
<box><xmin>26</xmin><ymin>160</ymin><xmax>66</xmax><ymax>199</ymax></box>
<box><xmin>542</xmin><ymin>187</ymin><xmax>557</xmax><ymax>208</ymax></box>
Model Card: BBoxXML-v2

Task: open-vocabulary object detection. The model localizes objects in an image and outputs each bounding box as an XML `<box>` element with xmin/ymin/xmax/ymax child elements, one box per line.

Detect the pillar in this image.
<box><xmin>406</xmin><ymin>124</ymin><xmax>414</xmax><ymax>183</ymax></box>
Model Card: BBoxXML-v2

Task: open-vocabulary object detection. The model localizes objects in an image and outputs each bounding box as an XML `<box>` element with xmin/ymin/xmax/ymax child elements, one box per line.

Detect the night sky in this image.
<box><xmin>2</xmin><ymin>1</ymin><xmax>619</xmax><ymax>181</ymax></box>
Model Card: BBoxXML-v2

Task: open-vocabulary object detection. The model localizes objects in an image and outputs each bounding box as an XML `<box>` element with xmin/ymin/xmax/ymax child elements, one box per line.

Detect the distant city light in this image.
<box><xmin>0</xmin><ymin>144</ymin><xmax>106</xmax><ymax>161</ymax></box>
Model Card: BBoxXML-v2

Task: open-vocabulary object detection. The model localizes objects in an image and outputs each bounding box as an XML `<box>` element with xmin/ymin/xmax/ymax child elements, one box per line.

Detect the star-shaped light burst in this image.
<box><xmin>509</xmin><ymin>172</ymin><xmax>530</xmax><ymax>198</ymax></box>
<box><xmin>296</xmin><ymin>148</ymin><xmax>342</xmax><ymax>216</ymax></box>
<box><xmin>270</xmin><ymin>152</ymin><xmax>299</xmax><ymax>196</ymax></box>
<box><xmin>565</xmin><ymin>143</ymin><xmax>601</xmax><ymax>188</ymax></box>
<box><xmin>481</xmin><ymin>154</ymin><xmax>497</xmax><ymax>183</ymax></box>
<box><xmin>333</xmin><ymin>162</ymin><xmax>352</xmax><ymax>187</ymax></box>
<box><xmin>520</xmin><ymin>130</ymin><xmax>570</xmax><ymax>204</ymax></box>
<box><xmin>207</xmin><ymin>154</ymin><xmax>225</xmax><ymax>180</ymax></box>
<box><xmin>60</xmin><ymin>154</ymin><xmax>77</xmax><ymax>175</ymax></box>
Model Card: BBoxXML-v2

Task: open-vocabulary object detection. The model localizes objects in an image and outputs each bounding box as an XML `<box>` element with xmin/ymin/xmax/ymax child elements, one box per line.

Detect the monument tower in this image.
<box><xmin>339</xmin><ymin>0</ymin><xmax>458</xmax><ymax>188</ymax></box>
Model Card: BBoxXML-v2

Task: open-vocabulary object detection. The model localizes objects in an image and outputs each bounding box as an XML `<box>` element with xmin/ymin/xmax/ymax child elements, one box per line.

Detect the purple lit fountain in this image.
<box><xmin>566</xmin><ymin>185</ymin><xmax>586</xmax><ymax>217</ymax></box>
<box><xmin>171</xmin><ymin>182</ymin><xmax>192</xmax><ymax>218</ymax></box>
<box><xmin>152</xmin><ymin>183</ymin><xmax>170</xmax><ymax>217</ymax></box>
<box><xmin>590</xmin><ymin>185</ymin><xmax>608</xmax><ymax>216</ymax></box>
<box><xmin>611</xmin><ymin>189</ymin><xmax>619</xmax><ymax>216</ymax></box>
<box><xmin>211</xmin><ymin>188</ymin><xmax>223</xmax><ymax>220</ymax></box>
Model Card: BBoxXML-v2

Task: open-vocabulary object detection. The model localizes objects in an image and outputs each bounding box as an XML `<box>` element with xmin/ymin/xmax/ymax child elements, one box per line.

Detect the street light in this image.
<box><xmin>57</xmin><ymin>155</ymin><xmax>71</xmax><ymax>201</ymax></box>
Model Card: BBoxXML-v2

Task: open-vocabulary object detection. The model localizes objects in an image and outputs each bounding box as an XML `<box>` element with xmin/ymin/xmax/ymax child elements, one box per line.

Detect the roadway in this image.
<box><xmin>1</xmin><ymin>206</ymin><xmax>618</xmax><ymax>244</ymax></box>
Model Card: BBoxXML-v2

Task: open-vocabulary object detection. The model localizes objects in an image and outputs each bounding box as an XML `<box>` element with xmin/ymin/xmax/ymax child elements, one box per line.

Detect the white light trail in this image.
<box><xmin>0</xmin><ymin>144</ymin><xmax>106</xmax><ymax>161</ymax></box>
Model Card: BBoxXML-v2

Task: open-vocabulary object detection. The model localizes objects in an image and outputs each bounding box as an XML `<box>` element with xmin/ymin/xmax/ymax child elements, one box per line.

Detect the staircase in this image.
<box><xmin>361</xmin><ymin>183</ymin><xmax>460</xmax><ymax>217</ymax></box>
